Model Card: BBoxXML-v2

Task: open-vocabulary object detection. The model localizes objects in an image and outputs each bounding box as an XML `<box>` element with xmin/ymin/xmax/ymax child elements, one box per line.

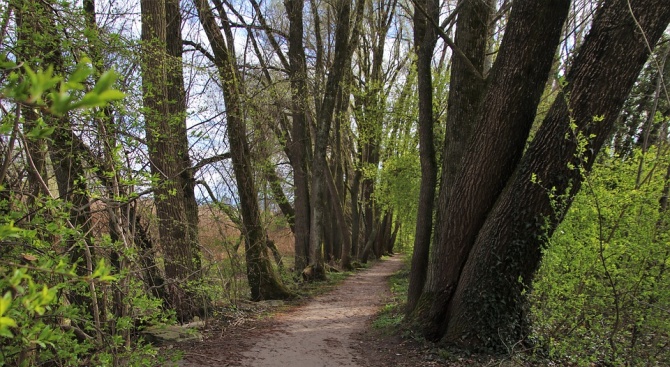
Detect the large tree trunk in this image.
<box><xmin>442</xmin><ymin>0</ymin><xmax>670</xmax><ymax>349</ymax></box>
<box><xmin>416</xmin><ymin>0</ymin><xmax>571</xmax><ymax>341</ymax></box>
<box><xmin>405</xmin><ymin>0</ymin><xmax>439</xmax><ymax>314</ymax></box>
<box><xmin>416</xmin><ymin>0</ymin><xmax>493</xmax><ymax>315</ymax></box>
<box><xmin>165</xmin><ymin>0</ymin><xmax>201</xmax><ymax>272</ymax></box>
<box><xmin>195</xmin><ymin>0</ymin><xmax>292</xmax><ymax>300</ymax></box>
<box><xmin>284</xmin><ymin>0</ymin><xmax>312</xmax><ymax>273</ymax></box>
<box><xmin>325</xmin><ymin>163</ymin><xmax>352</xmax><ymax>269</ymax></box>
<box><xmin>141</xmin><ymin>0</ymin><xmax>204</xmax><ymax>320</ymax></box>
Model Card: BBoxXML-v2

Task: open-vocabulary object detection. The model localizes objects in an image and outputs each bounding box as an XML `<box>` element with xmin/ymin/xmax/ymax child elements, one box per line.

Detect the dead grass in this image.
<box><xmin>197</xmin><ymin>205</ymin><xmax>294</xmax><ymax>261</ymax></box>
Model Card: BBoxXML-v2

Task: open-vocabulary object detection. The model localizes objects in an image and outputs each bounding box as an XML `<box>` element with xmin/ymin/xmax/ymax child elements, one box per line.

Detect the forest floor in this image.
<box><xmin>166</xmin><ymin>256</ymin><xmax>516</xmax><ymax>367</ymax></box>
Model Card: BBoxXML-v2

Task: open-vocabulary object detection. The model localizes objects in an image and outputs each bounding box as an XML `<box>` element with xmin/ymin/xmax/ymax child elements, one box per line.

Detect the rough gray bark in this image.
<box><xmin>142</xmin><ymin>0</ymin><xmax>205</xmax><ymax>319</ymax></box>
<box><xmin>309</xmin><ymin>0</ymin><xmax>356</xmax><ymax>279</ymax></box>
<box><xmin>166</xmin><ymin>0</ymin><xmax>201</xmax><ymax>272</ymax></box>
<box><xmin>425</xmin><ymin>0</ymin><xmax>493</xmax><ymax>313</ymax></box>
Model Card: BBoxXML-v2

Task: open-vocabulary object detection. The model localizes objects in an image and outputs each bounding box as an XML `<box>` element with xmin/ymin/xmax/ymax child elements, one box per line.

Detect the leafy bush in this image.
<box><xmin>531</xmin><ymin>147</ymin><xmax>670</xmax><ymax>366</ymax></box>
<box><xmin>0</xmin><ymin>59</ymin><xmax>163</xmax><ymax>366</ymax></box>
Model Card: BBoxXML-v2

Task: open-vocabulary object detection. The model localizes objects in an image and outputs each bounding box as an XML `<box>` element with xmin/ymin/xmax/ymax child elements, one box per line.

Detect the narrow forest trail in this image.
<box><xmin>238</xmin><ymin>256</ymin><xmax>404</xmax><ymax>367</ymax></box>
<box><xmin>178</xmin><ymin>256</ymin><xmax>405</xmax><ymax>367</ymax></box>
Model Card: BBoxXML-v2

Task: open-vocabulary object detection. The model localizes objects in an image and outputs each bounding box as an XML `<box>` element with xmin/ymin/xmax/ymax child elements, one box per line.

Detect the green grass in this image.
<box><xmin>371</xmin><ymin>256</ymin><xmax>410</xmax><ymax>332</ymax></box>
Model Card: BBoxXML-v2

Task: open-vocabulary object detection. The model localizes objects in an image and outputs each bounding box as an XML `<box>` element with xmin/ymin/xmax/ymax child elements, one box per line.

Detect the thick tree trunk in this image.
<box><xmin>195</xmin><ymin>0</ymin><xmax>292</xmax><ymax>300</ymax></box>
<box><xmin>142</xmin><ymin>0</ymin><xmax>205</xmax><ymax>319</ymax></box>
<box><xmin>416</xmin><ymin>0</ymin><xmax>571</xmax><ymax>341</ymax></box>
<box><xmin>284</xmin><ymin>0</ymin><xmax>312</xmax><ymax>273</ymax></box>
<box><xmin>417</xmin><ymin>0</ymin><xmax>493</xmax><ymax>315</ymax></box>
<box><xmin>325</xmin><ymin>163</ymin><xmax>353</xmax><ymax>269</ymax></box>
<box><xmin>442</xmin><ymin>0</ymin><xmax>670</xmax><ymax>349</ymax></box>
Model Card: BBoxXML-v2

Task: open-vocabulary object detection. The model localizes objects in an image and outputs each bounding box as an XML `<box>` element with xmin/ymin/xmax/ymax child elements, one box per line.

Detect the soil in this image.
<box><xmin>169</xmin><ymin>256</ymin><xmax>443</xmax><ymax>367</ymax></box>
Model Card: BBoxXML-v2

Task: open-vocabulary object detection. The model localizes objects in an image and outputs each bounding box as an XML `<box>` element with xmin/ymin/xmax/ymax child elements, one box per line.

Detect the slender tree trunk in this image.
<box><xmin>387</xmin><ymin>221</ymin><xmax>400</xmax><ymax>254</ymax></box>
<box><xmin>441</xmin><ymin>0</ymin><xmax>670</xmax><ymax>349</ymax></box>
<box><xmin>263</xmin><ymin>165</ymin><xmax>296</xmax><ymax>233</ymax></box>
<box><xmin>166</xmin><ymin>0</ymin><xmax>201</xmax><ymax>272</ymax></box>
<box><xmin>350</xmin><ymin>169</ymin><xmax>362</xmax><ymax>258</ymax></box>
<box><xmin>406</xmin><ymin>0</ymin><xmax>439</xmax><ymax>314</ymax></box>
<box><xmin>14</xmin><ymin>0</ymin><xmax>48</xmax><ymax>220</ymax></box>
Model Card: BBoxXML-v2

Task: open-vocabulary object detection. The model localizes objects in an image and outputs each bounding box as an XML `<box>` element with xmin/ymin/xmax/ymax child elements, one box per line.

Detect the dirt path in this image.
<box><xmin>239</xmin><ymin>256</ymin><xmax>404</xmax><ymax>367</ymax></box>
<box><xmin>177</xmin><ymin>256</ymin><xmax>404</xmax><ymax>367</ymax></box>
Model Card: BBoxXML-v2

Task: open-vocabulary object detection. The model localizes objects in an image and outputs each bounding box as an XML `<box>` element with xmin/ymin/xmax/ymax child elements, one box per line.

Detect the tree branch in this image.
<box><xmin>193</xmin><ymin>152</ymin><xmax>231</xmax><ymax>172</ymax></box>
<box><xmin>182</xmin><ymin>40</ymin><xmax>216</xmax><ymax>65</ymax></box>
<box><xmin>412</xmin><ymin>0</ymin><xmax>484</xmax><ymax>81</ymax></box>
<box><xmin>195</xmin><ymin>179</ymin><xmax>242</xmax><ymax>227</ymax></box>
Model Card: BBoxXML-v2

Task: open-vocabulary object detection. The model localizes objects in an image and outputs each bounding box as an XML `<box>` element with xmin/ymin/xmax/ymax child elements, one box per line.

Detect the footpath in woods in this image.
<box><xmin>176</xmin><ymin>256</ymin><xmax>405</xmax><ymax>367</ymax></box>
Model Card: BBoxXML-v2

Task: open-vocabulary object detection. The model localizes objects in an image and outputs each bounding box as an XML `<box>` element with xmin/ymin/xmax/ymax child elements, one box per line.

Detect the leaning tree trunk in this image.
<box><xmin>441</xmin><ymin>0</ymin><xmax>670</xmax><ymax>349</ymax></box>
<box><xmin>195</xmin><ymin>0</ymin><xmax>292</xmax><ymax>300</ymax></box>
<box><xmin>416</xmin><ymin>0</ymin><xmax>571</xmax><ymax>341</ymax></box>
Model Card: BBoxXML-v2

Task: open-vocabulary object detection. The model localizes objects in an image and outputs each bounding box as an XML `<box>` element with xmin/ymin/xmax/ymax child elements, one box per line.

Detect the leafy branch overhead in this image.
<box><xmin>1</xmin><ymin>56</ymin><xmax>125</xmax><ymax>117</ymax></box>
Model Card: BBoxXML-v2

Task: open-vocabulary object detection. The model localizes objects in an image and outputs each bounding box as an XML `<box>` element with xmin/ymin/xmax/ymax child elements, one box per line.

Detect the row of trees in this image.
<box><xmin>1</xmin><ymin>0</ymin><xmax>416</xmax><ymax>363</ymax></box>
<box><xmin>1</xmin><ymin>0</ymin><xmax>669</xmax><ymax>364</ymax></box>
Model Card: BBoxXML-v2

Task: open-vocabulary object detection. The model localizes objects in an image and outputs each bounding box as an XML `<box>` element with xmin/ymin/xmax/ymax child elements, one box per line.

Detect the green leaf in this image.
<box><xmin>67</xmin><ymin>59</ymin><xmax>93</xmax><ymax>86</ymax></box>
<box><xmin>48</xmin><ymin>91</ymin><xmax>74</xmax><ymax>115</ymax></box>
<box><xmin>97</xmin><ymin>89</ymin><xmax>125</xmax><ymax>102</ymax></box>
<box><xmin>0</xmin><ymin>326</ymin><xmax>14</xmax><ymax>338</ymax></box>
<box><xmin>0</xmin><ymin>293</ymin><xmax>12</xmax><ymax>317</ymax></box>
<box><xmin>0</xmin><ymin>222</ymin><xmax>23</xmax><ymax>240</ymax></box>
<box><xmin>93</xmin><ymin>70</ymin><xmax>117</xmax><ymax>94</ymax></box>
<box><xmin>25</xmin><ymin>125</ymin><xmax>55</xmax><ymax>140</ymax></box>
<box><xmin>0</xmin><ymin>317</ymin><xmax>17</xmax><ymax>329</ymax></box>
<box><xmin>0</xmin><ymin>121</ymin><xmax>13</xmax><ymax>135</ymax></box>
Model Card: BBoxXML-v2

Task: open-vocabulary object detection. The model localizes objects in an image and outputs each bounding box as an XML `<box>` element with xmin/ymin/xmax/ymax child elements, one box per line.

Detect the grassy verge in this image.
<box><xmin>371</xmin><ymin>255</ymin><xmax>410</xmax><ymax>332</ymax></box>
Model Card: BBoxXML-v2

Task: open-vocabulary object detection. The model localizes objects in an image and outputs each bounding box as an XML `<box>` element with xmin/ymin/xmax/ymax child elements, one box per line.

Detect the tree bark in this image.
<box><xmin>416</xmin><ymin>0</ymin><xmax>571</xmax><ymax>341</ymax></box>
<box><xmin>263</xmin><ymin>165</ymin><xmax>296</xmax><ymax>233</ymax></box>
<box><xmin>141</xmin><ymin>0</ymin><xmax>205</xmax><ymax>319</ymax></box>
<box><xmin>442</xmin><ymin>0</ymin><xmax>670</xmax><ymax>349</ymax></box>
<box><xmin>166</xmin><ymin>0</ymin><xmax>201</xmax><ymax>272</ymax></box>
<box><xmin>284</xmin><ymin>0</ymin><xmax>311</xmax><ymax>273</ymax></box>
